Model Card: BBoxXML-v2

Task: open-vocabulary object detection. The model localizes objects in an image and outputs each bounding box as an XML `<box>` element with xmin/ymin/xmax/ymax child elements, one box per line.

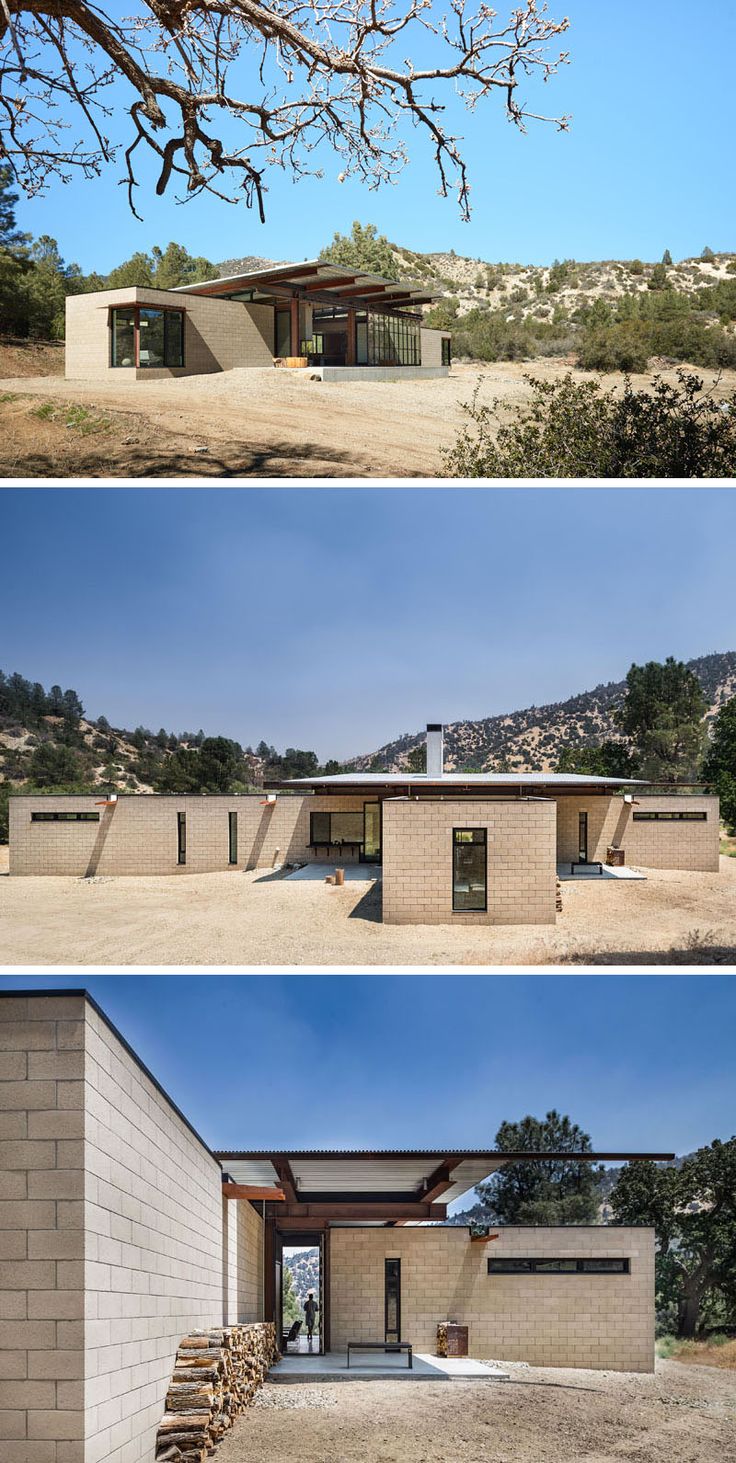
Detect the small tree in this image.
<box><xmin>556</xmin><ymin>741</ymin><xmax>639</xmax><ymax>778</ymax></box>
<box><xmin>662</xmin><ymin>249</ymin><xmax>673</xmax><ymax>266</ymax></box>
<box><xmin>702</xmin><ymin>695</ymin><xmax>736</xmax><ymax>832</ymax></box>
<box><xmin>610</xmin><ymin>1139</ymin><xmax>736</xmax><ymax>1338</ymax></box>
<box><xmin>321</xmin><ymin>222</ymin><xmax>396</xmax><ymax>277</ymax></box>
<box><xmin>618</xmin><ymin>657</ymin><xmax>706</xmax><ymax>781</ymax></box>
<box><xmin>475</xmin><ymin>1111</ymin><xmax>603</xmax><ymax>1226</ymax></box>
<box><xmin>406</xmin><ymin>744</ymin><xmax>427</xmax><ymax>773</ymax></box>
<box><xmin>648</xmin><ymin>262</ymin><xmax>670</xmax><ymax>291</ymax></box>
<box><xmin>28</xmin><ymin>742</ymin><xmax>85</xmax><ymax>786</ymax></box>
<box><xmin>701</xmin><ymin>246</ymin><xmax>716</xmax><ymax>261</ymax></box>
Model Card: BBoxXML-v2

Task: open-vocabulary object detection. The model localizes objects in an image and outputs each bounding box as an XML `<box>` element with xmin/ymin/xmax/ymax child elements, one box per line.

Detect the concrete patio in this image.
<box><xmin>556</xmin><ymin>862</ymin><xmax>646</xmax><ymax>881</ymax></box>
<box><xmin>269</xmin><ymin>1351</ymin><xmax>509</xmax><ymax>1383</ymax></box>
<box><xmin>284</xmin><ymin>863</ymin><xmax>382</xmax><ymax>883</ymax></box>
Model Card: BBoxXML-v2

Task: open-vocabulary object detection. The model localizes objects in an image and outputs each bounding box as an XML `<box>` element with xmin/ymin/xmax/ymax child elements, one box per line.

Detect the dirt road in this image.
<box><xmin>213</xmin><ymin>1359</ymin><xmax>735</xmax><ymax>1463</ymax></box>
<box><xmin>2</xmin><ymin>359</ymin><xmax>733</xmax><ymax>478</ymax></box>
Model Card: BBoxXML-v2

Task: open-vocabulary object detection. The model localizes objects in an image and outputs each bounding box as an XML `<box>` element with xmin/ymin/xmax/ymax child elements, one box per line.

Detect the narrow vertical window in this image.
<box><xmin>177</xmin><ymin>811</ymin><xmax>186</xmax><ymax>866</ymax></box>
<box><xmin>385</xmin><ymin>1258</ymin><xmax>401</xmax><ymax>1343</ymax></box>
<box><xmin>228</xmin><ymin>811</ymin><xmax>238</xmax><ymax>865</ymax></box>
<box><xmin>452</xmin><ymin>828</ymin><xmax>487</xmax><ymax>912</ymax></box>
<box><xmin>578</xmin><ymin>811</ymin><xmax>588</xmax><ymax>863</ymax></box>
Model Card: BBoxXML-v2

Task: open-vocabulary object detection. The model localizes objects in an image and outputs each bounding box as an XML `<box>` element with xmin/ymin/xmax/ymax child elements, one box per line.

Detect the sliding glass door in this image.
<box><xmin>363</xmin><ymin>801</ymin><xmax>381</xmax><ymax>862</ymax></box>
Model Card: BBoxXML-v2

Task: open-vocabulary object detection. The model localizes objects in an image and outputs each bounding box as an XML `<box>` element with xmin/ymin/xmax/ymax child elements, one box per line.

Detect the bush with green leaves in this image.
<box><xmin>703</xmin><ymin>695</ymin><xmax>736</xmax><ymax>833</ymax></box>
<box><xmin>442</xmin><ymin>370</ymin><xmax>736</xmax><ymax>478</ymax></box>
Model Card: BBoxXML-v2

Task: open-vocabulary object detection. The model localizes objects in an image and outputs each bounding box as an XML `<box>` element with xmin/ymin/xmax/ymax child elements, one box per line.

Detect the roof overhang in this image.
<box><xmin>264</xmin><ymin>774</ymin><xmax>647</xmax><ymax>795</ymax></box>
<box><xmin>173</xmin><ymin>258</ymin><xmax>435</xmax><ymax>311</ymax></box>
<box><xmin>215</xmin><ymin>1149</ymin><xmax>673</xmax><ymax>1226</ymax></box>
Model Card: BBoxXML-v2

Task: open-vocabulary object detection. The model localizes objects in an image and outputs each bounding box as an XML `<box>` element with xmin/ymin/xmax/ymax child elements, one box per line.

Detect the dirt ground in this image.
<box><xmin>2</xmin><ymin>357</ymin><xmax>734</xmax><ymax>479</ymax></box>
<box><xmin>212</xmin><ymin>1359</ymin><xmax>735</xmax><ymax>1463</ymax></box>
<box><xmin>1</xmin><ymin>847</ymin><xmax>734</xmax><ymax>967</ymax></box>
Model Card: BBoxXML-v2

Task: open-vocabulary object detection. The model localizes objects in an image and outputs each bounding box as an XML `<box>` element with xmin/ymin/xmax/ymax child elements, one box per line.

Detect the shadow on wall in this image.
<box><xmin>246</xmin><ymin>804</ymin><xmax>277</xmax><ymax>871</ymax></box>
<box><xmin>185</xmin><ymin>318</ymin><xmax>222</xmax><ymax>375</ymax></box>
<box><xmin>84</xmin><ymin>802</ymin><xmax>117</xmax><ymax>877</ymax></box>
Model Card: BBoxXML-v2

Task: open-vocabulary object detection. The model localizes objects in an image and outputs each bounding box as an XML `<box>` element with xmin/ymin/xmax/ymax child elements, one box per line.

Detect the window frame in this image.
<box><xmin>452</xmin><ymin>827</ymin><xmax>487</xmax><ymax>913</ymax></box>
<box><xmin>309</xmin><ymin>809</ymin><xmax>364</xmax><ymax>848</ymax></box>
<box><xmin>110</xmin><ymin>305</ymin><xmax>185</xmax><ymax>369</ymax></box>
<box><xmin>441</xmin><ymin>336</ymin><xmax>452</xmax><ymax>366</ymax></box>
<box><xmin>31</xmin><ymin>810</ymin><xmax>100</xmax><ymax>823</ymax></box>
<box><xmin>385</xmin><ymin>1257</ymin><xmax>401</xmax><ymax>1343</ymax></box>
<box><xmin>487</xmin><ymin>1257</ymin><xmax>630</xmax><ymax>1276</ymax></box>
<box><xmin>632</xmin><ymin>810</ymin><xmax>707</xmax><ymax>822</ymax></box>
<box><xmin>177</xmin><ymin>811</ymin><xmax>187</xmax><ymax>866</ymax></box>
<box><xmin>228</xmin><ymin>810</ymin><xmax>238</xmax><ymax>865</ymax></box>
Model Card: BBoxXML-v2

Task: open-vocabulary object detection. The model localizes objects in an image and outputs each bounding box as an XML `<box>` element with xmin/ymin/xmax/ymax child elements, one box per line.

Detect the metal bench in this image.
<box><xmin>570</xmin><ymin>860</ymin><xmax>604</xmax><ymax>875</ymax></box>
<box><xmin>347</xmin><ymin>1341</ymin><xmax>412</xmax><ymax>1369</ymax></box>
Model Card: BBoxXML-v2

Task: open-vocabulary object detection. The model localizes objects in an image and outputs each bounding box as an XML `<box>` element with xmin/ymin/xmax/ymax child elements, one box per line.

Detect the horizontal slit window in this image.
<box><xmin>31</xmin><ymin>811</ymin><xmax>100</xmax><ymax>822</ymax></box>
<box><xmin>633</xmin><ymin>810</ymin><xmax>707</xmax><ymax>821</ymax></box>
<box><xmin>488</xmin><ymin>1257</ymin><xmax>630</xmax><ymax>1275</ymax></box>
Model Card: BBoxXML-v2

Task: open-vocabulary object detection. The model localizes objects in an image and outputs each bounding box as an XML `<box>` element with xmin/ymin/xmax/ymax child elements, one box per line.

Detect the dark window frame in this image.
<box><xmin>31</xmin><ymin>810</ymin><xmax>100</xmax><ymax>823</ymax></box>
<box><xmin>385</xmin><ymin>1257</ymin><xmax>401</xmax><ymax>1342</ymax></box>
<box><xmin>228</xmin><ymin>811</ymin><xmax>238</xmax><ymax>865</ymax></box>
<box><xmin>632</xmin><ymin>810</ymin><xmax>707</xmax><ymax>822</ymax></box>
<box><xmin>177</xmin><ymin>811</ymin><xmax>186</xmax><ymax>866</ymax></box>
<box><xmin>110</xmin><ymin>306</ymin><xmax>185</xmax><ymax>369</ymax></box>
<box><xmin>309</xmin><ymin>809</ymin><xmax>364</xmax><ymax>848</ymax></box>
<box><xmin>452</xmin><ymin>827</ymin><xmax>487</xmax><ymax>913</ymax></box>
<box><xmin>441</xmin><ymin>336</ymin><xmax>452</xmax><ymax>366</ymax></box>
<box><xmin>488</xmin><ymin>1257</ymin><xmax>630</xmax><ymax>1275</ymax></box>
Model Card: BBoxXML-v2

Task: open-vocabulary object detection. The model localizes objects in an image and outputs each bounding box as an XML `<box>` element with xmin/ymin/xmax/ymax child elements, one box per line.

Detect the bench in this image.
<box><xmin>347</xmin><ymin>1341</ymin><xmax>412</xmax><ymax>1369</ymax></box>
<box><xmin>570</xmin><ymin>860</ymin><xmax>604</xmax><ymax>875</ymax></box>
<box><xmin>309</xmin><ymin>841</ymin><xmax>363</xmax><ymax>859</ymax></box>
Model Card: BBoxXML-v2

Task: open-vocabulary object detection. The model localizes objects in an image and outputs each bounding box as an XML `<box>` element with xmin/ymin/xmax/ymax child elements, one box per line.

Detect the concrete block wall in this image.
<box><xmin>8</xmin><ymin>795</ymin><xmax>368</xmax><ymax>878</ymax></box>
<box><xmin>556</xmin><ymin>794</ymin><xmax>719</xmax><ymax>871</ymax></box>
<box><xmin>0</xmin><ymin>993</ymin><xmax>265</xmax><ymax>1463</ymax></box>
<box><xmin>329</xmin><ymin>1225</ymin><xmax>655</xmax><ymax>1372</ymax></box>
<box><xmin>65</xmin><ymin>288</ymin><xmax>274</xmax><ymax>380</ymax></box>
<box><xmin>420</xmin><ymin>327</ymin><xmax>451</xmax><ymax>366</ymax></box>
<box><xmin>0</xmin><ymin>993</ymin><xmax>87</xmax><ymax>1463</ymax></box>
<box><xmin>382</xmin><ymin>798</ymin><xmax>558</xmax><ymax>925</ymax></box>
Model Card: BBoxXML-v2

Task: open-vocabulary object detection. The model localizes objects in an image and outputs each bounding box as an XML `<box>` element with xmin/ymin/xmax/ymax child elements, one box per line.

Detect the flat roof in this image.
<box><xmin>265</xmin><ymin>772</ymin><xmax>645</xmax><ymax>791</ymax></box>
<box><xmin>174</xmin><ymin>258</ymin><xmax>435</xmax><ymax>309</ymax></box>
<box><xmin>216</xmin><ymin>1148</ymin><xmax>673</xmax><ymax>1208</ymax></box>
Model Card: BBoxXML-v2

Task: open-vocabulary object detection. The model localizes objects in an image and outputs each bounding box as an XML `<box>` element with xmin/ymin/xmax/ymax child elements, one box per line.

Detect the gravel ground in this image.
<box><xmin>1</xmin><ymin>848</ymin><xmax>734</xmax><ymax>966</ymax></box>
<box><xmin>212</xmin><ymin>1360</ymin><xmax>736</xmax><ymax>1462</ymax></box>
<box><xmin>2</xmin><ymin>358</ymin><xmax>734</xmax><ymax>478</ymax></box>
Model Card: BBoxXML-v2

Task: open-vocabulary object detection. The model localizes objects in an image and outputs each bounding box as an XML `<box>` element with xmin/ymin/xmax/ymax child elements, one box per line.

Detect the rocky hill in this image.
<box><xmin>283</xmin><ymin>1248</ymin><xmax>319</xmax><ymax>1307</ymax></box>
<box><xmin>348</xmin><ymin>651</ymin><xmax>736</xmax><ymax>775</ymax></box>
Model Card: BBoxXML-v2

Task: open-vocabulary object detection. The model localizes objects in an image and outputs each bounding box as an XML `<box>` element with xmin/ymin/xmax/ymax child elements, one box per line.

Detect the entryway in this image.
<box><xmin>278</xmin><ymin>1230</ymin><xmax>328</xmax><ymax>1358</ymax></box>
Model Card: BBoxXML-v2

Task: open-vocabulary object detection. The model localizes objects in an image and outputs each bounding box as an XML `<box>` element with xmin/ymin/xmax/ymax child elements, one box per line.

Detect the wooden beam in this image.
<box><xmin>470</xmin><ymin>1232</ymin><xmax>500</xmax><ymax>1243</ymax></box>
<box><xmin>272</xmin><ymin>1158</ymin><xmax>298</xmax><ymax>1205</ymax></box>
<box><xmin>222</xmin><ymin>1183</ymin><xmax>285</xmax><ymax>1201</ymax></box>
<box><xmin>302</xmin><ymin>274</ymin><xmax>360</xmax><ymax>292</ymax></box>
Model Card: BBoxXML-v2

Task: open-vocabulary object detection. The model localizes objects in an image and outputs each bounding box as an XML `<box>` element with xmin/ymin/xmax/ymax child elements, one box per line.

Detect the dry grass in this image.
<box><xmin>668</xmin><ymin>1338</ymin><xmax>736</xmax><ymax>1371</ymax></box>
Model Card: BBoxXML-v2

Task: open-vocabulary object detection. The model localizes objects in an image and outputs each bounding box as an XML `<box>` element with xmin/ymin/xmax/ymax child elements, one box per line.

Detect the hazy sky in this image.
<box><xmin>2</xmin><ymin>488</ymin><xmax>735</xmax><ymax>761</ymax></box>
<box><xmin>14</xmin><ymin>0</ymin><xmax>735</xmax><ymax>272</ymax></box>
<box><xmin>1</xmin><ymin>976</ymin><xmax>733</xmax><ymax>1188</ymax></box>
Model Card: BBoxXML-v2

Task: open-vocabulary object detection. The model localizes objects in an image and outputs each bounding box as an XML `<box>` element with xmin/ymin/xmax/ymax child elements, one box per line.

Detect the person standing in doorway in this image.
<box><xmin>304</xmin><ymin>1290</ymin><xmax>318</xmax><ymax>1347</ymax></box>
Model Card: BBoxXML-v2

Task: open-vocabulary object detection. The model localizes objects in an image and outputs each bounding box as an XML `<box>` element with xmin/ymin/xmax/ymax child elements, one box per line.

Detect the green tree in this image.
<box><xmin>406</xmin><ymin>744</ymin><xmax>427</xmax><ymax>773</ymax></box>
<box><xmin>662</xmin><ymin>249</ymin><xmax>673</xmax><ymax>266</ymax></box>
<box><xmin>106</xmin><ymin>253</ymin><xmax>155</xmax><ymax>289</ymax></box>
<box><xmin>321</xmin><ymin>222</ymin><xmax>396</xmax><ymax>278</ymax></box>
<box><xmin>27</xmin><ymin>742</ymin><xmax>85</xmax><ymax>786</ymax></box>
<box><xmin>556</xmin><ymin>741</ymin><xmax>639</xmax><ymax>778</ymax></box>
<box><xmin>610</xmin><ymin>1138</ymin><xmax>736</xmax><ymax>1337</ymax></box>
<box><xmin>702</xmin><ymin>695</ymin><xmax>736</xmax><ymax>832</ymax></box>
<box><xmin>197</xmin><ymin>736</ymin><xmax>243</xmax><ymax>791</ymax></box>
<box><xmin>618</xmin><ymin>658</ymin><xmax>706</xmax><ymax>781</ymax></box>
<box><xmin>0</xmin><ymin>166</ymin><xmax>32</xmax><ymax>334</ymax></box>
<box><xmin>151</xmin><ymin>243</ymin><xmax>215</xmax><ymax>289</ymax></box>
<box><xmin>475</xmin><ymin>1111</ymin><xmax>603</xmax><ymax>1226</ymax></box>
<box><xmin>648</xmin><ymin>261</ymin><xmax>670</xmax><ymax>291</ymax></box>
<box><xmin>282</xmin><ymin>1265</ymin><xmax>301</xmax><ymax>1328</ymax></box>
<box><xmin>701</xmin><ymin>246</ymin><xmax>716</xmax><ymax>261</ymax></box>
<box><xmin>442</xmin><ymin>371</ymin><xmax>736</xmax><ymax>479</ymax></box>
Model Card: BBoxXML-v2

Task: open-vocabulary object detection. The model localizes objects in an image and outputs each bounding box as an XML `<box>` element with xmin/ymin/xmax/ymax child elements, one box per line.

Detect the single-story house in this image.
<box><xmin>8</xmin><ymin>724</ymin><xmax>720</xmax><ymax>926</ymax></box>
<box><xmin>0</xmin><ymin>990</ymin><xmax>669</xmax><ymax>1462</ymax></box>
<box><xmin>65</xmin><ymin>260</ymin><xmax>451</xmax><ymax>382</ymax></box>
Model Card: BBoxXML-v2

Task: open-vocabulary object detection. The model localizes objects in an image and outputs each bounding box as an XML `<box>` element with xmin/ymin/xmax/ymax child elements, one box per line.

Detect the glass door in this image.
<box><xmin>362</xmin><ymin>801</ymin><xmax>381</xmax><ymax>862</ymax></box>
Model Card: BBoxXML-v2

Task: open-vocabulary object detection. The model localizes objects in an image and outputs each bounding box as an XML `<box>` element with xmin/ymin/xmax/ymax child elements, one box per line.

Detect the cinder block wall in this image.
<box><xmin>9</xmin><ymin>794</ymin><xmax>370</xmax><ymax>877</ymax></box>
<box><xmin>420</xmin><ymin>328</ymin><xmax>450</xmax><ymax>366</ymax></box>
<box><xmin>0</xmin><ymin>993</ymin><xmax>87</xmax><ymax>1463</ymax></box>
<box><xmin>65</xmin><ymin>288</ymin><xmax>274</xmax><ymax>380</ymax></box>
<box><xmin>0</xmin><ymin>993</ymin><xmax>264</xmax><ymax>1463</ymax></box>
<box><xmin>329</xmin><ymin>1225</ymin><xmax>655</xmax><ymax>1372</ymax></box>
<box><xmin>382</xmin><ymin>798</ymin><xmax>557</xmax><ymax>925</ymax></box>
<box><xmin>556</xmin><ymin>795</ymin><xmax>719</xmax><ymax>871</ymax></box>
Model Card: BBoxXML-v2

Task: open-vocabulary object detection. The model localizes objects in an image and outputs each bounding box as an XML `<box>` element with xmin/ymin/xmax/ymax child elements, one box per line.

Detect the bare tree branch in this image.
<box><xmin>1</xmin><ymin>0</ymin><xmax>570</xmax><ymax>219</ymax></box>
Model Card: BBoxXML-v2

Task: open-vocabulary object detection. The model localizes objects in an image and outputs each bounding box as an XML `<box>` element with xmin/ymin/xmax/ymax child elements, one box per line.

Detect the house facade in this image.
<box><xmin>0</xmin><ymin>991</ymin><xmax>666</xmax><ymax>1463</ymax></box>
<box><xmin>65</xmin><ymin>261</ymin><xmax>451</xmax><ymax>382</ymax></box>
<box><xmin>8</xmin><ymin>725</ymin><xmax>720</xmax><ymax>926</ymax></box>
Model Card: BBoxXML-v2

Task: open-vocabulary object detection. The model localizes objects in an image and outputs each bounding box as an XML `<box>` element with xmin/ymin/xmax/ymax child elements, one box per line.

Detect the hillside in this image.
<box><xmin>348</xmin><ymin>651</ymin><xmax>736</xmax><ymax>775</ymax></box>
<box><xmin>283</xmin><ymin>1248</ymin><xmax>319</xmax><ymax>1307</ymax></box>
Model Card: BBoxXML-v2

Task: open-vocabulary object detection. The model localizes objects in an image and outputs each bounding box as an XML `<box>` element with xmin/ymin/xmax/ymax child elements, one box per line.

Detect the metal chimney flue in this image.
<box><xmin>426</xmin><ymin>723</ymin><xmax>444</xmax><ymax>777</ymax></box>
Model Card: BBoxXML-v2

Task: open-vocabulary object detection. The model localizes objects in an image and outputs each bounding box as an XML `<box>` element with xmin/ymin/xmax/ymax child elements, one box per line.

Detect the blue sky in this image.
<box><xmin>1</xmin><ymin>976</ymin><xmax>733</xmax><ymax>1184</ymax></box>
<box><xmin>2</xmin><ymin>488</ymin><xmax>735</xmax><ymax>761</ymax></box>
<box><xmin>14</xmin><ymin>0</ymin><xmax>735</xmax><ymax>273</ymax></box>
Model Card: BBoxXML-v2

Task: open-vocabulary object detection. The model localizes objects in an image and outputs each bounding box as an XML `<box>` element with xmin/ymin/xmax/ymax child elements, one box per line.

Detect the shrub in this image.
<box><xmin>441</xmin><ymin>370</ymin><xmax>736</xmax><ymax>478</ymax></box>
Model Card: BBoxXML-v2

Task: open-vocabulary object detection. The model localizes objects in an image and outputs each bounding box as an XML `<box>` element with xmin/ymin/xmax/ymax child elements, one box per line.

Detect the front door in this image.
<box><xmin>578</xmin><ymin>811</ymin><xmax>589</xmax><ymax>863</ymax></box>
<box><xmin>363</xmin><ymin>801</ymin><xmax>381</xmax><ymax>862</ymax></box>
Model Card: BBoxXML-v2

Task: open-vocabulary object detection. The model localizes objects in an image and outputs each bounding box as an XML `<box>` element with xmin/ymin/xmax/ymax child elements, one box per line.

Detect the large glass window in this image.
<box><xmin>452</xmin><ymin>828</ymin><xmax>487</xmax><ymax>912</ymax></box>
<box><xmin>110</xmin><ymin>308</ymin><xmax>185</xmax><ymax>368</ymax></box>
<box><xmin>441</xmin><ymin>337</ymin><xmax>451</xmax><ymax>366</ymax></box>
<box><xmin>309</xmin><ymin>810</ymin><xmax>364</xmax><ymax>846</ymax></box>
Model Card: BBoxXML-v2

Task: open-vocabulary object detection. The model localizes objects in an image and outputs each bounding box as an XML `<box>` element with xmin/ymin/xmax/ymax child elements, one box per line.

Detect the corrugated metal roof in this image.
<box><xmin>267</xmin><ymin>773</ymin><xmax>644</xmax><ymax>787</ymax></box>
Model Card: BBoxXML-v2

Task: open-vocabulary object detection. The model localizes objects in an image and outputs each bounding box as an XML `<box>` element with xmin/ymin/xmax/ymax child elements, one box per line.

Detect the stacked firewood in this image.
<box><xmin>155</xmin><ymin>1323</ymin><xmax>277</xmax><ymax>1462</ymax></box>
<box><xmin>556</xmin><ymin>878</ymin><xmax>563</xmax><ymax>913</ymax></box>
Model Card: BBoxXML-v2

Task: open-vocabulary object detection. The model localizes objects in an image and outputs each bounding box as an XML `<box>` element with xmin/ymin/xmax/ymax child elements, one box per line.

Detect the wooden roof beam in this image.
<box><xmin>222</xmin><ymin>1183</ymin><xmax>286</xmax><ymax>1201</ymax></box>
<box><xmin>272</xmin><ymin>1157</ymin><xmax>298</xmax><ymax>1205</ymax></box>
<box><xmin>419</xmin><ymin>1158</ymin><xmax>463</xmax><ymax>1205</ymax></box>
